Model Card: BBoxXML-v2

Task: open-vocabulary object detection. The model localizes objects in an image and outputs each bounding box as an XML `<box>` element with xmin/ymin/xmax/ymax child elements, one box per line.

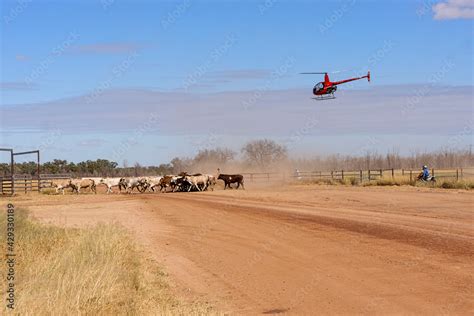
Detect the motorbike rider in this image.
<box><xmin>421</xmin><ymin>165</ymin><xmax>430</xmax><ymax>181</ymax></box>
<box><xmin>294</xmin><ymin>168</ymin><xmax>301</xmax><ymax>180</ymax></box>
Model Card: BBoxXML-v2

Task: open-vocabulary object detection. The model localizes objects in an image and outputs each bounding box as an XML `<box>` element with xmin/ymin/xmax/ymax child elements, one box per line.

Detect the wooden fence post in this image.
<box><xmin>461</xmin><ymin>168</ymin><xmax>463</xmax><ymax>179</ymax></box>
<box><xmin>391</xmin><ymin>168</ymin><xmax>394</xmax><ymax>179</ymax></box>
<box><xmin>402</xmin><ymin>169</ymin><xmax>404</xmax><ymax>176</ymax></box>
<box><xmin>456</xmin><ymin>169</ymin><xmax>459</xmax><ymax>181</ymax></box>
<box><xmin>341</xmin><ymin>170</ymin><xmax>344</xmax><ymax>180</ymax></box>
<box><xmin>360</xmin><ymin>170</ymin><xmax>363</xmax><ymax>182</ymax></box>
<box><xmin>368</xmin><ymin>170</ymin><xmax>371</xmax><ymax>181</ymax></box>
<box><xmin>380</xmin><ymin>169</ymin><xmax>383</xmax><ymax>179</ymax></box>
<box><xmin>331</xmin><ymin>171</ymin><xmax>333</xmax><ymax>179</ymax></box>
<box><xmin>432</xmin><ymin>168</ymin><xmax>435</xmax><ymax>177</ymax></box>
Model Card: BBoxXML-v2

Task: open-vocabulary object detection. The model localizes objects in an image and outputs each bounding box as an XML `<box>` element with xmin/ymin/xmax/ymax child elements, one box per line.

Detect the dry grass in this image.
<box><xmin>433</xmin><ymin>179</ymin><xmax>474</xmax><ymax>190</ymax></box>
<box><xmin>362</xmin><ymin>177</ymin><xmax>415</xmax><ymax>187</ymax></box>
<box><xmin>39</xmin><ymin>188</ymin><xmax>57</xmax><ymax>195</ymax></box>
<box><xmin>294</xmin><ymin>177</ymin><xmax>473</xmax><ymax>190</ymax></box>
<box><xmin>0</xmin><ymin>208</ymin><xmax>213</xmax><ymax>315</ymax></box>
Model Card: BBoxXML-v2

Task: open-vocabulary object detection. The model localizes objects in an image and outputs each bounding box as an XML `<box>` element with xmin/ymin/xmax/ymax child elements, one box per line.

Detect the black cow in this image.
<box><xmin>217</xmin><ymin>174</ymin><xmax>245</xmax><ymax>190</ymax></box>
<box><xmin>173</xmin><ymin>176</ymin><xmax>192</xmax><ymax>192</ymax></box>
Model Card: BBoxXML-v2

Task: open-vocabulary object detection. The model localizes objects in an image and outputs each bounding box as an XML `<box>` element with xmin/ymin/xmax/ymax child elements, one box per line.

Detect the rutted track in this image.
<box><xmin>166</xmin><ymin>193</ymin><xmax>474</xmax><ymax>257</ymax></box>
<box><xmin>16</xmin><ymin>185</ymin><xmax>474</xmax><ymax>314</ymax></box>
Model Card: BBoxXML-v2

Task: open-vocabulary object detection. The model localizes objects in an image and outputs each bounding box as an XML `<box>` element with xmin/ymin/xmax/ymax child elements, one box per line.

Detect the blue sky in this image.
<box><xmin>0</xmin><ymin>0</ymin><xmax>473</xmax><ymax>165</ymax></box>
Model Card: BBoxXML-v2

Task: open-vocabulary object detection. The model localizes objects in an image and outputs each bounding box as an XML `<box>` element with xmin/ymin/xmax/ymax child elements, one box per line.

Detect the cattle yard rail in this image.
<box><xmin>0</xmin><ymin>147</ymin><xmax>42</xmax><ymax>195</ymax></box>
<box><xmin>0</xmin><ymin>174</ymin><xmax>71</xmax><ymax>195</ymax></box>
<box><xmin>241</xmin><ymin>172</ymin><xmax>281</xmax><ymax>182</ymax></box>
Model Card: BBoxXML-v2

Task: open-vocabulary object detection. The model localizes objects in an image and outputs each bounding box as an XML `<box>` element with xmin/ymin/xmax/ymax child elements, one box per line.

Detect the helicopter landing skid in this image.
<box><xmin>312</xmin><ymin>94</ymin><xmax>336</xmax><ymax>101</ymax></box>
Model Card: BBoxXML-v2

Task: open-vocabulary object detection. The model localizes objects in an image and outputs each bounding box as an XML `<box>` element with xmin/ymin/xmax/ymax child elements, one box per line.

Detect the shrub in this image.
<box><xmin>349</xmin><ymin>177</ymin><xmax>359</xmax><ymax>185</ymax></box>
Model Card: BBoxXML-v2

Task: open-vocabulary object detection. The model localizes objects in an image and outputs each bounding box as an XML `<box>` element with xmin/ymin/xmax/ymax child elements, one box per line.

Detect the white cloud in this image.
<box><xmin>0</xmin><ymin>81</ymin><xmax>37</xmax><ymax>91</ymax></box>
<box><xmin>15</xmin><ymin>54</ymin><xmax>30</xmax><ymax>62</ymax></box>
<box><xmin>1</xmin><ymin>86</ymin><xmax>472</xmax><ymax>162</ymax></box>
<box><xmin>69</xmin><ymin>42</ymin><xmax>142</xmax><ymax>54</ymax></box>
<box><xmin>433</xmin><ymin>0</ymin><xmax>474</xmax><ymax>20</ymax></box>
<box><xmin>1</xmin><ymin>85</ymin><xmax>472</xmax><ymax>137</ymax></box>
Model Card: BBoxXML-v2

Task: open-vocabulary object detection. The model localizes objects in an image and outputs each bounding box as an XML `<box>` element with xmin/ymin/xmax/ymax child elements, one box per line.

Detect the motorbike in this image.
<box><xmin>417</xmin><ymin>173</ymin><xmax>436</xmax><ymax>183</ymax></box>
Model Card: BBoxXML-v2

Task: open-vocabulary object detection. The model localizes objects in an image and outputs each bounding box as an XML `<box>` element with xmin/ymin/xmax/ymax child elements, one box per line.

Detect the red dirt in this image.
<box><xmin>8</xmin><ymin>184</ymin><xmax>474</xmax><ymax>315</ymax></box>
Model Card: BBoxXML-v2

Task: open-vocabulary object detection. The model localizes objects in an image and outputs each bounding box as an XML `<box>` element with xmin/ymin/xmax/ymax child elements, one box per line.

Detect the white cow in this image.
<box><xmin>99</xmin><ymin>177</ymin><xmax>123</xmax><ymax>194</ymax></box>
<box><xmin>184</xmin><ymin>174</ymin><xmax>209</xmax><ymax>192</ymax></box>
<box><xmin>51</xmin><ymin>179</ymin><xmax>73</xmax><ymax>195</ymax></box>
<box><xmin>70</xmin><ymin>178</ymin><xmax>96</xmax><ymax>194</ymax></box>
<box><xmin>205</xmin><ymin>174</ymin><xmax>217</xmax><ymax>191</ymax></box>
<box><xmin>144</xmin><ymin>176</ymin><xmax>163</xmax><ymax>192</ymax></box>
<box><xmin>120</xmin><ymin>177</ymin><xmax>146</xmax><ymax>193</ymax></box>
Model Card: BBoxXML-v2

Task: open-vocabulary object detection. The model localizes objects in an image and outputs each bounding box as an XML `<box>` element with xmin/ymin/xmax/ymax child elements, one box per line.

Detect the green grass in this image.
<box><xmin>0</xmin><ymin>208</ymin><xmax>213</xmax><ymax>315</ymax></box>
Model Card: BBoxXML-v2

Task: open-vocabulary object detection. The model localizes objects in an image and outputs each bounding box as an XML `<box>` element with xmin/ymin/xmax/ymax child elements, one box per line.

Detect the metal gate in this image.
<box><xmin>0</xmin><ymin>176</ymin><xmax>14</xmax><ymax>195</ymax></box>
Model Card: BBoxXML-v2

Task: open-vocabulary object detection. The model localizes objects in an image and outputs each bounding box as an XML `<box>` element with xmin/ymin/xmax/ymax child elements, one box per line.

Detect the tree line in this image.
<box><xmin>0</xmin><ymin>139</ymin><xmax>287</xmax><ymax>177</ymax></box>
<box><xmin>293</xmin><ymin>147</ymin><xmax>474</xmax><ymax>171</ymax></box>
<box><xmin>1</xmin><ymin>139</ymin><xmax>472</xmax><ymax>177</ymax></box>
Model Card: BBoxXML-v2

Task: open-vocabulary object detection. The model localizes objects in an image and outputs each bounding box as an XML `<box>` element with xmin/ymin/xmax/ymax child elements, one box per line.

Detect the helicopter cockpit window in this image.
<box><xmin>314</xmin><ymin>82</ymin><xmax>324</xmax><ymax>91</ymax></box>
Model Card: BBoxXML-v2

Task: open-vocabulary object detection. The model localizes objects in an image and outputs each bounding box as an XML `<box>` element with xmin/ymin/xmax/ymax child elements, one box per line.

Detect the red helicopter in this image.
<box><xmin>300</xmin><ymin>71</ymin><xmax>370</xmax><ymax>100</ymax></box>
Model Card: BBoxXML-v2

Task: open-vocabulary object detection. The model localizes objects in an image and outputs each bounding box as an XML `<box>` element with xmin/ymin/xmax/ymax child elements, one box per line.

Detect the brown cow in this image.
<box><xmin>217</xmin><ymin>174</ymin><xmax>244</xmax><ymax>190</ymax></box>
<box><xmin>159</xmin><ymin>175</ymin><xmax>178</xmax><ymax>192</ymax></box>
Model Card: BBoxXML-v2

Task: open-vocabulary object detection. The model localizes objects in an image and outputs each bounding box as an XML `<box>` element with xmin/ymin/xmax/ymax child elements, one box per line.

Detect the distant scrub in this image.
<box><xmin>293</xmin><ymin>148</ymin><xmax>474</xmax><ymax>172</ymax></box>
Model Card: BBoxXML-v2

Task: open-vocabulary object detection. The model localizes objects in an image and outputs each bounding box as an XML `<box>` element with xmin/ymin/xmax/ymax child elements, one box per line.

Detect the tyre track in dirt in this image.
<box><xmin>139</xmin><ymin>188</ymin><xmax>473</xmax><ymax>314</ymax></box>
<box><xmin>163</xmin><ymin>193</ymin><xmax>473</xmax><ymax>258</ymax></box>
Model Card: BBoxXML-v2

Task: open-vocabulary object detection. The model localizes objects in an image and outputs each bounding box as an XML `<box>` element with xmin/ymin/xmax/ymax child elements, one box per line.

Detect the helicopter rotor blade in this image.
<box><xmin>331</xmin><ymin>69</ymin><xmax>355</xmax><ymax>74</ymax></box>
<box><xmin>300</xmin><ymin>70</ymin><xmax>354</xmax><ymax>75</ymax></box>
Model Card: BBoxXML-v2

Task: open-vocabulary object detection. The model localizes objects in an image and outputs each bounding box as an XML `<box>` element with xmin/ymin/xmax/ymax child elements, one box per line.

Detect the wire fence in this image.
<box><xmin>291</xmin><ymin>168</ymin><xmax>474</xmax><ymax>182</ymax></box>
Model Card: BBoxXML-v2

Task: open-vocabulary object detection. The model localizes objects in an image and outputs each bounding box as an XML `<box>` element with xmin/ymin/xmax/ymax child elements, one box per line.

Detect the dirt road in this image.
<box><xmin>11</xmin><ymin>185</ymin><xmax>474</xmax><ymax>314</ymax></box>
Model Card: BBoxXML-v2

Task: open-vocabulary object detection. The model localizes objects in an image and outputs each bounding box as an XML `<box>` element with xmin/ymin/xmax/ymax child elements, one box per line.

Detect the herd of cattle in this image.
<box><xmin>51</xmin><ymin>172</ymin><xmax>245</xmax><ymax>194</ymax></box>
